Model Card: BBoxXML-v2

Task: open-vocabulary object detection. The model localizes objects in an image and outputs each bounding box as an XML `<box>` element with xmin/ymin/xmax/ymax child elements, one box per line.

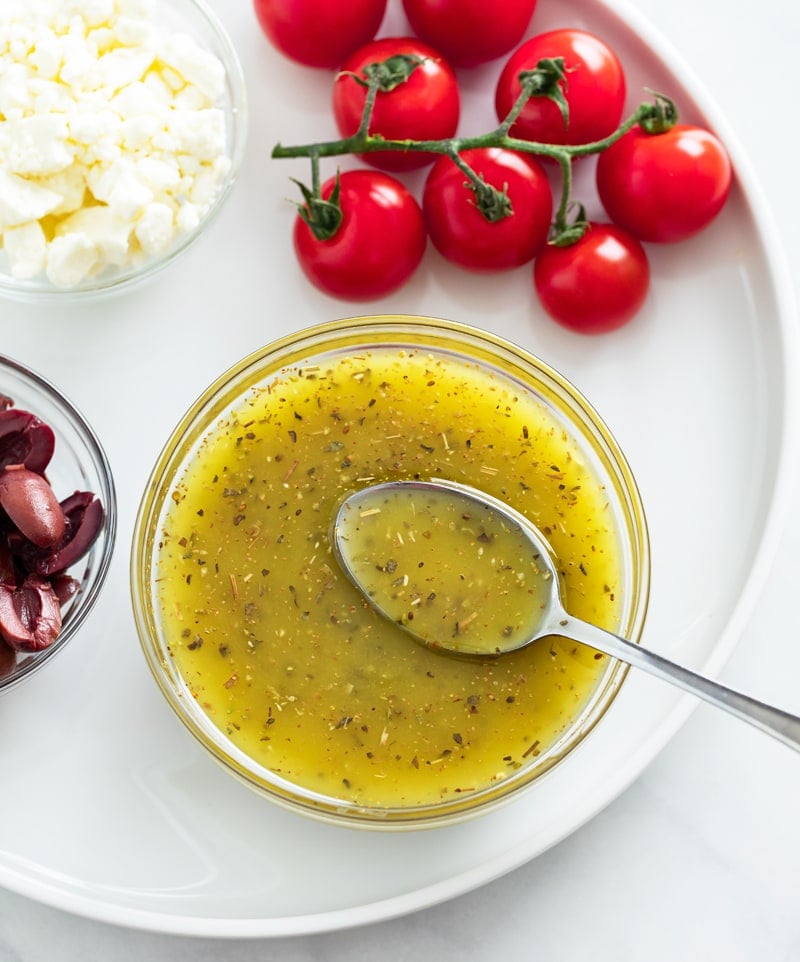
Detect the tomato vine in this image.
<box><xmin>271</xmin><ymin>53</ymin><xmax>678</xmax><ymax>244</ymax></box>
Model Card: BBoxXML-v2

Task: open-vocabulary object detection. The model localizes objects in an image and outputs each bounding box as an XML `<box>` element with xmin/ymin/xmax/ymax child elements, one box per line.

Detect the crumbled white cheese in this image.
<box><xmin>0</xmin><ymin>170</ymin><xmax>62</xmax><ymax>229</ymax></box>
<box><xmin>96</xmin><ymin>46</ymin><xmax>156</xmax><ymax>93</ymax></box>
<box><xmin>0</xmin><ymin>114</ymin><xmax>73</xmax><ymax>176</ymax></box>
<box><xmin>56</xmin><ymin>206</ymin><xmax>133</xmax><ymax>266</ymax></box>
<box><xmin>0</xmin><ymin>0</ymin><xmax>232</xmax><ymax>289</ymax></box>
<box><xmin>175</xmin><ymin>202</ymin><xmax>201</xmax><ymax>234</ymax></box>
<box><xmin>157</xmin><ymin>33</ymin><xmax>226</xmax><ymax>101</ymax></box>
<box><xmin>28</xmin><ymin>33</ymin><xmax>63</xmax><ymax>80</ymax></box>
<box><xmin>134</xmin><ymin>201</ymin><xmax>174</xmax><ymax>255</ymax></box>
<box><xmin>3</xmin><ymin>222</ymin><xmax>48</xmax><ymax>280</ymax></box>
<box><xmin>86</xmin><ymin>157</ymin><xmax>155</xmax><ymax>218</ymax></box>
<box><xmin>167</xmin><ymin>108</ymin><xmax>226</xmax><ymax>160</ymax></box>
<box><xmin>43</xmin><ymin>165</ymin><xmax>89</xmax><ymax>217</ymax></box>
<box><xmin>46</xmin><ymin>233</ymin><xmax>100</xmax><ymax>288</ymax></box>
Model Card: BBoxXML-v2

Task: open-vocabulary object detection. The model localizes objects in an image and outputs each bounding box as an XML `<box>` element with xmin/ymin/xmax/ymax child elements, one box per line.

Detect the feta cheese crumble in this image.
<box><xmin>0</xmin><ymin>0</ymin><xmax>233</xmax><ymax>289</ymax></box>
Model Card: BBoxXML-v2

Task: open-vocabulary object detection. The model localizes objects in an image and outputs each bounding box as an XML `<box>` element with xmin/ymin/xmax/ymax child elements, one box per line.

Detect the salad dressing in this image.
<box><xmin>156</xmin><ymin>346</ymin><xmax>623</xmax><ymax>809</ymax></box>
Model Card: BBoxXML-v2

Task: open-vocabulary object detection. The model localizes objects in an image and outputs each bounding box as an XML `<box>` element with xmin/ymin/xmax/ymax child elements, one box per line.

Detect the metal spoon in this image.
<box><xmin>332</xmin><ymin>477</ymin><xmax>800</xmax><ymax>753</ymax></box>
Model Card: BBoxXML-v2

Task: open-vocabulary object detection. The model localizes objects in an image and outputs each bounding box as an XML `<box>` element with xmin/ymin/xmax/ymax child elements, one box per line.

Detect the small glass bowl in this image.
<box><xmin>0</xmin><ymin>355</ymin><xmax>117</xmax><ymax>692</ymax></box>
<box><xmin>0</xmin><ymin>0</ymin><xmax>247</xmax><ymax>303</ymax></box>
<box><xmin>131</xmin><ymin>316</ymin><xmax>650</xmax><ymax>829</ymax></box>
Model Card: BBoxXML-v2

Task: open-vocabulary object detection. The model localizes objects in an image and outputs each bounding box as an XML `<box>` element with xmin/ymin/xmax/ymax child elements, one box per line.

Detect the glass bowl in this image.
<box><xmin>0</xmin><ymin>0</ymin><xmax>247</xmax><ymax>302</ymax></box>
<box><xmin>131</xmin><ymin>316</ymin><xmax>650</xmax><ymax>829</ymax></box>
<box><xmin>0</xmin><ymin>355</ymin><xmax>117</xmax><ymax>692</ymax></box>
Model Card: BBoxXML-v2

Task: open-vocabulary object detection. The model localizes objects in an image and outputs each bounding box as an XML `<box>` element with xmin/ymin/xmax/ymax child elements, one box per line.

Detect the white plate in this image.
<box><xmin>0</xmin><ymin>0</ymin><xmax>796</xmax><ymax>938</ymax></box>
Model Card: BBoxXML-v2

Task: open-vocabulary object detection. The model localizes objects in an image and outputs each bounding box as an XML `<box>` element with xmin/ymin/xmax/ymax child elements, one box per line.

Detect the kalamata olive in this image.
<box><xmin>0</xmin><ymin>536</ymin><xmax>16</xmax><ymax>586</ymax></box>
<box><xmin>26</xmin><ymin>491</ymin><xmax>104</xmax><ymax>576</ymax></box>
<box><xmin>0</xmin><ymin>395</ymin><xmax>107</xmax><ymax>663</ymax></box>
<box><xmin>0</xmin><ymin>465</ymin><xmax>66</xmax><ymax>548</ymax></box>
<box><xmin>0</xmin><ymin>409</ymin><xmax>55</xmax><ymax>475</ymax></box>
<box><xmin>50</xmin><ymin>574</ymin><xmax>80</xmax><ymax>606</ymax></box>
<box><xmin>0</xmin><ymin>636</ymin><xmax>14</xmax><ymax>677</ymax></box>
<box><xmin>0</xmin><ymin>576</ymin><xmax>62</xmax><ymax>652</ymax></box>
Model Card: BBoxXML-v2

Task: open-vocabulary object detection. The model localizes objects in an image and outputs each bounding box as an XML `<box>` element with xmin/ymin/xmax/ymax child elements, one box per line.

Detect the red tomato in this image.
<box><xmin>253</xmin><ymin>0</ymin><xmax>387</xmax><ymax>69</ymax></box>
<box><xmin>333</xmin><ymin>37</ymin><xmax>460</xmax><ymax>171</ymax></box>
<box><xmin>596</xmin><ymin>124</ymin><xmax>732</xmax><ymax>242</ymax></box>
<box><xmin>293</xmin><ymin>169</ymin><xmax>426</xmax><ymax>300</ymax></box>
<box><xmin>423</xmin><ymin>148</ymin><xmax>552</xmax><ymax>271</ymax></box>
<box><xmin>495</xmin><ymin>29</ymin><xmax>626</xmax><ymax>148</ymax></box>
<box><xmin>534</xmin><ymin>223</ymin><xmax>649</xmax><ymax>333</ymax></box>
<box><xmin>401</xmin><ymin>0</ymin><xmax>538</xmax><ymax>67</ymax></box>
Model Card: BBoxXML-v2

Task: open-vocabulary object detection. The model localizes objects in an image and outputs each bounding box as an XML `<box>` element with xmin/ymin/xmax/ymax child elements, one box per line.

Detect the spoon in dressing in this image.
<box><xmin>332</xmin><ymin>478</ymin><xmax>800</xmax><ymax>753</ymax></box>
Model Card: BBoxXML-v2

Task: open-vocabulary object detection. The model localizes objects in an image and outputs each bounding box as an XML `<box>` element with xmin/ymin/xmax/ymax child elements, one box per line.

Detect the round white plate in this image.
<box><xmin>0</xmin><ymin>0</ymin><xmax>796</xmax><ymax>938</ymax></box>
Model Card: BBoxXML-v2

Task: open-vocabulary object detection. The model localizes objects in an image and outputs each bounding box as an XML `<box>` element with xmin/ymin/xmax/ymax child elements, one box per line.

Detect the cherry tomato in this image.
<box><xmin>596</xmin><ymin>124</ymin><xmax>732</xmax><ymax>243</ymax></box>
<box><xmin>401</xmin><ymin>0</ymin><xmax>538</xmax><ymax>67</ymax></box>
<box><xmin>333</xmin><ymin>37</ymin><xmax>460</xmax><ymax>171</ymax></box>
<box><xmin>253</xmin><ymin>0</ymin><xmax>387</xmax><ymax>69</ymax></box>
<box><xmin>534</xmin><ymin>223</ymin><xmax>649</xmax><ymax>334</ymax></box>
<box><xmin>423</xmin><ymin>148</ymin><xmax>552</xmax><ymax>272</ymax></box>
<box><xmin>495</xmin><ymin>29</ymin><xmax>626</xmax><ymax>148</ymax></box>
<box><xmin>293</xmin><ymin>169</ymin><xmax>426</xmax><ymax>300</ymax></box>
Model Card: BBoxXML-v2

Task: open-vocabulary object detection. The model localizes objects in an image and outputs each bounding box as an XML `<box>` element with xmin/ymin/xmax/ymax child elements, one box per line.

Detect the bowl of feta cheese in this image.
<box><xmin>0</xmin><ymin>0</ymin><xmax>247</xmax><ymax>300</ymax></box>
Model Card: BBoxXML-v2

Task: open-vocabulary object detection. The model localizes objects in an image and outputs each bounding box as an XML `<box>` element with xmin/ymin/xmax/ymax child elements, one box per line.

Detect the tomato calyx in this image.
<box><xmin>637</xmin><ymin>91</ymin><xmax>679</xmax><ymax>135</ymax></box>
<box><xmin>292</xmin><ymin>172</ymin><xmax>343</xmax><ymax>241</ymax></box>
<box><xmin>514</xmin><ymin>57</ymin><xmax>570</xmax><ymax>127</ymax></box>
<box><xmin>446</xmin><ymin>151</ymin><xmax>514</xmax><ymax>223</ymax></box>
<box><xmin>549</xmin><ymin>202</ymin><xmax>589</xmax><ymax>247</ymax></box>
<box><xmin>468</xmin><ymin>175</ymin><xmax>513</xmax><ymax>222</ymax></box>
<box><xmin>341</xmin><ymin>54</ymin><xmax>428</xmax><ymax>94</ymax></box>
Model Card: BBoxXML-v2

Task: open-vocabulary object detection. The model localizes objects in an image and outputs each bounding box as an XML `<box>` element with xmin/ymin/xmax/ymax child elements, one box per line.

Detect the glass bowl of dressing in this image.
<box><xmin>131</xmin><ymin>315</ymin><xmax>650</xmax><ymax>829</ymax></box>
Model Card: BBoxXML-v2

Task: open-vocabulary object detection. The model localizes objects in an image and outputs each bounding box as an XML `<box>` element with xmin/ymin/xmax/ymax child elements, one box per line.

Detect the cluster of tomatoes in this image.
<box><xmin>254</xmin><ymin>0</ymin><xmax>732</xmax><ymax>334</ymax></box>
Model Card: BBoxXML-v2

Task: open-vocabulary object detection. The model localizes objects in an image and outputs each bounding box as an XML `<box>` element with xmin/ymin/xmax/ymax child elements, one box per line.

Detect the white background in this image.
<box><xmin>2</xmin><ymin>0</ymin><xmax>800</xmax><ymax>958</ymax></box>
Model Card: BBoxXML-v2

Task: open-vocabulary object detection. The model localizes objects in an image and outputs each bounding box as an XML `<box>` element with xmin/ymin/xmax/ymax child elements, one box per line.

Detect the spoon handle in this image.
<box><xmin>557</xmin><ymin>614</ymin><xmax>800</xmax><ymax>752</ymax></box>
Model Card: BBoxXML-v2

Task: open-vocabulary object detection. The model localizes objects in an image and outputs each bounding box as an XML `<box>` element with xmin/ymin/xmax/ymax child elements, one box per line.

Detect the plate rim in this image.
<box><xmin>1</xmin><ymin>0</ymin><xmax>798</xmax><ymax>937</ymax></box>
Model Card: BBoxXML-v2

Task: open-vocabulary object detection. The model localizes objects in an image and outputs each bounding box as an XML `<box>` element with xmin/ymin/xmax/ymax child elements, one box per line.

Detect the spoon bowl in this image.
<box><xmin>334</xmin><ymin>478</ymin><xmax>800</xmax><ymax>753</ymax></box>
<box><xmin>333</xmin><ymin>477</ymin><xmax>562</xmax><ymax>657</ymax></box>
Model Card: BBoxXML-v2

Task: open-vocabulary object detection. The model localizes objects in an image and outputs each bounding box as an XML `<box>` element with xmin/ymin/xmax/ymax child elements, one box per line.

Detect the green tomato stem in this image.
<box><xmin>446</xmin><ymin>148</ymin><xmax>473</xmax><ymax>180</ymax></box>
<box><xmin>355</xmin><ymin>71</ymin><xmax>380</xmax><ymax>139</ymax></box>
<box><xmin>553</xmin><ymin>152</ymin><xmax>573</xmax><ymax>234</ymax></box>
<box><xmin>273</xmin><ymin>57</ymin><xmax>675</xmax><ymax>241</ymax></box>
<box><xmin>310</xmin><ymin>150</ymin><xmax>321</xmax><ymax>195</ymax></box>
<box><xmin>273</xmin><ymin>103</ymin><xmax>652</xmax><ymax>166</ymax></box>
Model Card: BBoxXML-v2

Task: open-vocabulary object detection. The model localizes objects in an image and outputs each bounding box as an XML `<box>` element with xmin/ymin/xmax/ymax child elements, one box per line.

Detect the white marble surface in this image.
<box><xmin>2</xmin><ymin>0</ymin><xmax>800</xmax><ymax>958</ymax></box>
